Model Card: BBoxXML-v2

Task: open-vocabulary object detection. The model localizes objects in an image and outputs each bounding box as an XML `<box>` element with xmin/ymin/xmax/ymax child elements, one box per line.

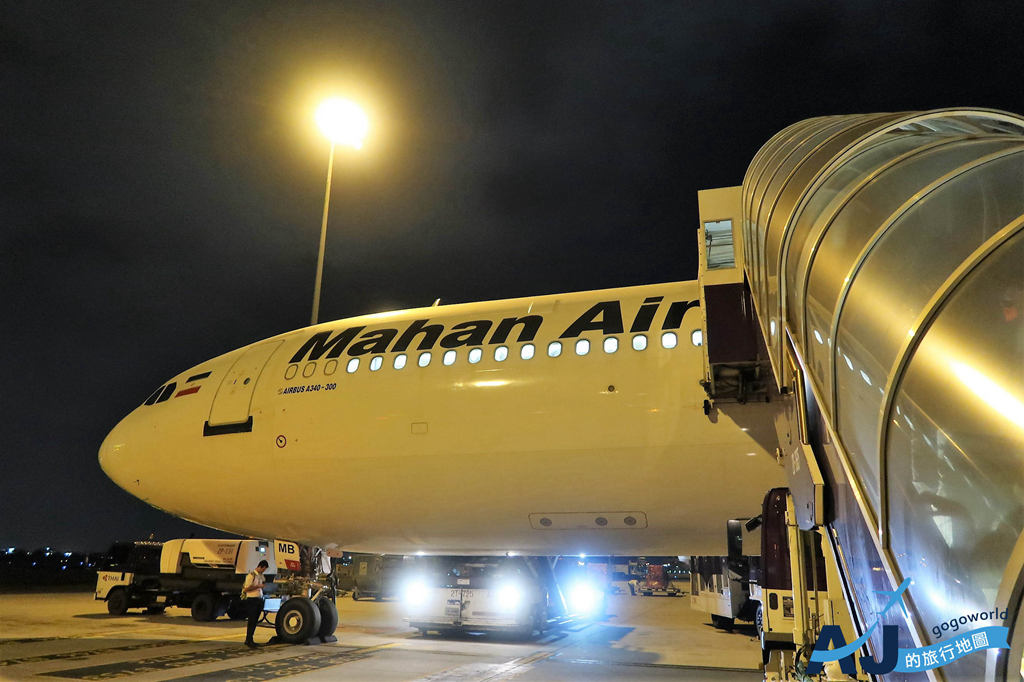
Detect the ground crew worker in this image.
<box><xmin>241</xmin><ymin>559</ymin><xmax>269</xmax><ymax>648</ymax></box>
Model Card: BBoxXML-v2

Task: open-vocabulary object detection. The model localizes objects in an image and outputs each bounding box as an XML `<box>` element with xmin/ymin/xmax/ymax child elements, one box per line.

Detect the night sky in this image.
<box><xmin>4</xmin><ymin>1</ymin><xmax>1024</xmax><ymax>551</ymax></box>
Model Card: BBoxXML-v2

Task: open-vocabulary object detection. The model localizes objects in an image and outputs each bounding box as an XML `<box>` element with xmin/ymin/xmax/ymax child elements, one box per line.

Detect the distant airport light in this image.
<box><xmin>315</xmin><ymin>97</ymin><xmax>369</xmax><ymax>149</ymax></box>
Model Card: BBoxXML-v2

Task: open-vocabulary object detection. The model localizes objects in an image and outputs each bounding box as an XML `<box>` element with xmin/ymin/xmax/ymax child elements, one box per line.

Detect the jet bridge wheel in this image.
<box><xmin>275</xmin><ymin>597</ymin><xmax>322</xmax><ymax>644</ymax></box>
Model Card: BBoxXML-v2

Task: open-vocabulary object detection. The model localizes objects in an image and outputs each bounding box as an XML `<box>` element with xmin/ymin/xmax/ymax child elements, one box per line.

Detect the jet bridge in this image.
<box><xmin>734</xmin><ymin>108</ymin><xmax>1024</xmax><ymax>681</ymax></box>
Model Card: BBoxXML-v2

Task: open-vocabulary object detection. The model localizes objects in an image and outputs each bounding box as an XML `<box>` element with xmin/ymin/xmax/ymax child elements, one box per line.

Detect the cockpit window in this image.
<box><xmin>156</xmin><ymin>383</ymin><xmax>176</xmax><ymax>403</ymax></box>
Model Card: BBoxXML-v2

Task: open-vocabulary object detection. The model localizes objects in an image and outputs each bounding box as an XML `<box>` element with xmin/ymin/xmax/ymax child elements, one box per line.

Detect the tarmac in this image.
<box><xmin>0</xmin><ymin>587</ymin><xmax>762</xmax><ymax>681</ymax></box>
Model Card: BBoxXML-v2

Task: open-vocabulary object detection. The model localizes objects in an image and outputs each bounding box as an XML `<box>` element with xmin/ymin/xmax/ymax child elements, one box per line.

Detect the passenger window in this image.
<box><xmin>662</xmin><ymin>332</ymin><xmax>678</xmax><ymax>349</ymax></box>
<box><xmin>521</xmin><ymin>343</ymin><xmax>535</xmax><ymax>360</ymax></box>
<box><xmin>603</xmin><ymin>337</ymin><xmax>618</xmax><ymax>354</ymax></box>
<box><xmin>303</xmin><ymin>362</ymin><xmax>316</xmax><ymax>378</ymax></box>
<box><xmin>369</xmin><ymin>356</ymin><xmax>383</xmax><ymax>371</ymax></box>
<box><xmin>632</xmin><ymin>334</ymin><xmax>648</xmax><ymax>351</ymax></box>
<box><xmin>284</xmin><ymin>365</ymin><xmax>298</xmax><ymax>380</ymax></box>
<box><xmin>691</xmin><ymin>329</ymin><xmax>703</xmax><ymax>347</ymax></box>
<box><xmin>469</xmin><ymin>348</ymin><xmax>482</xmax><ymax>364</ymax></box>
<box><xmin>324</xmin><ymin>360</ymin><xmax>338</xmax><ymax>375</ymax></box>
<box><xmin>346</xmin><ymin>358</ymin><xmax>359</xmax><ymax>374</ymax></box>
<box><xmin>394</xmin><ymin>354</ymin><xmax>407</xmax><ymax>370</ymax></box>
<box><xmin>443</xmin><ymin>350</ymin><xmax>456</xmax><ymax>366</ymax></box>
<box><xmin>548</xmin><ymin>341</ymin><xmax>562</xmax><ymax>357</ymax></box>
<box><xmin>495</xmin><ymin>346</ymin><xmax>508</xmax><ymax>362</ymax></box>
<box><xmin>418</xmin><ymin>352</ymin><xmax>431</xmax><ymax>367</ymax></box>
<box><xmin>575</xmin><ymin>339</ymin><xmax>590</xmax><ymax>356</ymax></box>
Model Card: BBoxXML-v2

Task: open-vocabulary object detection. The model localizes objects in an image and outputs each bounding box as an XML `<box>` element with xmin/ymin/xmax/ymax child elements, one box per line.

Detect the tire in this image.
<box><xmin>711</xmin><ymin>614</ymin><xmax>735</xmax><ymax>632</ymax></box>
<box><xmin>351</xmin><ymin>587</ymin><xmax>361</xmax><ymax>601</ymax></box>
<box><xmin>227</xmin><ymin>600</ymin><xmax>247</xmax><ymax>621</ymax></box>
<box><xmin>191</xmin><ymin>593</ymin><xmax>216</xmax><ymax>622</ymax></box>
<box><xmin>275</xmin><ymin>597</ymin><xmax>322</xmax><ymax>644</ymax></box>
<box><xmin>107</xmin><ymin>588</ymin><xmax>129</xmax><ymax>615</ymax></box>
<box><xmin>316</xmin><ymin>598</ymin><xmax>339</xmax><ymax>638</ymax></box>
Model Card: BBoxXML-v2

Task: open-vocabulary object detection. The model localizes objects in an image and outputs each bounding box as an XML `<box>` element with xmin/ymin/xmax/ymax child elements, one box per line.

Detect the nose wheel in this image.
<box><xmin>275</xmin><ymin>597</ymin><xmax>322</xmax><ymax>643</ymax></box>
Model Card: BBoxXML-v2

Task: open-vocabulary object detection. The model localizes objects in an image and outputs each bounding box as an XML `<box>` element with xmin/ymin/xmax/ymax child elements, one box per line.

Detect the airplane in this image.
<box><xmin>99</xmin><ymin>277</ymin><xmax>785</xmax><ymax>559</ymax></box>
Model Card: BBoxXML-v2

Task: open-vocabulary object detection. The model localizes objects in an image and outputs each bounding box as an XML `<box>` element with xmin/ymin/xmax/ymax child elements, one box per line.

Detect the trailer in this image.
<box><xmin>334</xmin><ymin>553</ymin><xmax>404</xmax><ymax>601</ymax></box>
<box><xmin>637</xmin><ymin>563</ymin><xmax>681</xmax><ymax>597</ymax></box>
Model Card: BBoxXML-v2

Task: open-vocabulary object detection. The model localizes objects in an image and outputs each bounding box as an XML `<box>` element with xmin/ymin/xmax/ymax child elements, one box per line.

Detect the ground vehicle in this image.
<box><xmin>402</xmin><ymin>556</ymin><xmax>551</xmax><ymax>637</ymax></box>
<box><xmin>637</xmin><ymin>563</ymin><xmax>681</xmax><ymax>597</ymax></box>
<box><xmin>689</xmin><ymin>520</ymin><xmax>758</xmax><ymax>629</ymax></box>
<box><xmin>95</xmin><ymin>538</ymin><xmax>338</xmax><ymax>645</ymax></box>
<box><xmin>95</xmin><ymin>539</ymin><xmax>276</xmax><ymax>621</ymax></box>
<box><xmin>335</xmin><ymin>553</ymin><xmax>404</xmax><ymax>600</ymax></box>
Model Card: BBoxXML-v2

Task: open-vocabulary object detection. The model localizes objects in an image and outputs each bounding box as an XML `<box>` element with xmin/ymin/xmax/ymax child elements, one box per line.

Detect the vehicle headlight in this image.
<box><xmin>496</xmin><ymin>582</ymin><xmax>523</xmax><ymax>611</ymax></box>
<box><xmin>402</xmin><ymin>579</ymin><xmax>430</xmax><ymax>608</ymax></box>
<box><xmin>568</xmin><ymin>581</ymin><xmax>602</xmax><ymax>616</ymax></box>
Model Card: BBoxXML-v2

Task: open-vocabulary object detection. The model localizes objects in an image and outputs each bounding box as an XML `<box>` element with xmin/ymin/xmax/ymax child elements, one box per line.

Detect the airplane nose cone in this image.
<box><xmin>98</xmin><ymin>423</ymin><xmax>131</xmax><ymax>490</ymax></box>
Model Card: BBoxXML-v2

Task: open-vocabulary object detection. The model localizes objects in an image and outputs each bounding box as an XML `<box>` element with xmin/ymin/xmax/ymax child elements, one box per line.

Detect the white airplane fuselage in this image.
<box><xmin>100</xmin><ymin>281</ymin><xmax>784</xmax><ymax>556</ymax></box>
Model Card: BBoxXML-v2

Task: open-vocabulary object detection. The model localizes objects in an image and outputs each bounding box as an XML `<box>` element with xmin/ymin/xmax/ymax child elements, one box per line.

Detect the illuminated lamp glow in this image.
<box><xmin>315</xmin><ymin>97</ymin><xmax>369</xmax><ymax>149</ymax></box>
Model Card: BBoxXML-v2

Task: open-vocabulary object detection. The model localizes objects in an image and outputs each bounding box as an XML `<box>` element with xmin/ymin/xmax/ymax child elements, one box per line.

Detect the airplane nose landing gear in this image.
<box><xmin>270</xmin><ymin>545</ymin><xmax>339</xmax><ymax>645</ymax></box>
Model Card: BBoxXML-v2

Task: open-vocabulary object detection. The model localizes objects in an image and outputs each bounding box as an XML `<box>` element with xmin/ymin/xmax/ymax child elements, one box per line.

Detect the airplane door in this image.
<box><xmin>206</xmin><ymin>341</ymin><xmax>283</xmax><ymax>432</ymax></box>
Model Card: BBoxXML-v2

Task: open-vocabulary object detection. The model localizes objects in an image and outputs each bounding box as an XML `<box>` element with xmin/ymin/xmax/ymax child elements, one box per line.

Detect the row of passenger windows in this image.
<box><xmin>284</xmin><ymin>331</ymin><xmax>691</xmax><ymax>379</ymax></box>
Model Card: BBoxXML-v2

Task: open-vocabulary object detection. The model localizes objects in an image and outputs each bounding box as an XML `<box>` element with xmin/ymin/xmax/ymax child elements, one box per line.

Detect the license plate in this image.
<box><xmin>457</xmin><ymin>578</ymin><xmax>470</xmax><ymax>585</ymax></box>
<box><xmin>155</xmin><ymin>595</ymin><xmax>167</xmax><ymax>603</ymax></box>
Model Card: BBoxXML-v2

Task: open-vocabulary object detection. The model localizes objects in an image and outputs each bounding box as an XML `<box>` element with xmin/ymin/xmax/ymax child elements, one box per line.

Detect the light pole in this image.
<box><xmin>311</xmin><ymin>97</ymin><xmax>369</xmax><ymax>326</ymax></box>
